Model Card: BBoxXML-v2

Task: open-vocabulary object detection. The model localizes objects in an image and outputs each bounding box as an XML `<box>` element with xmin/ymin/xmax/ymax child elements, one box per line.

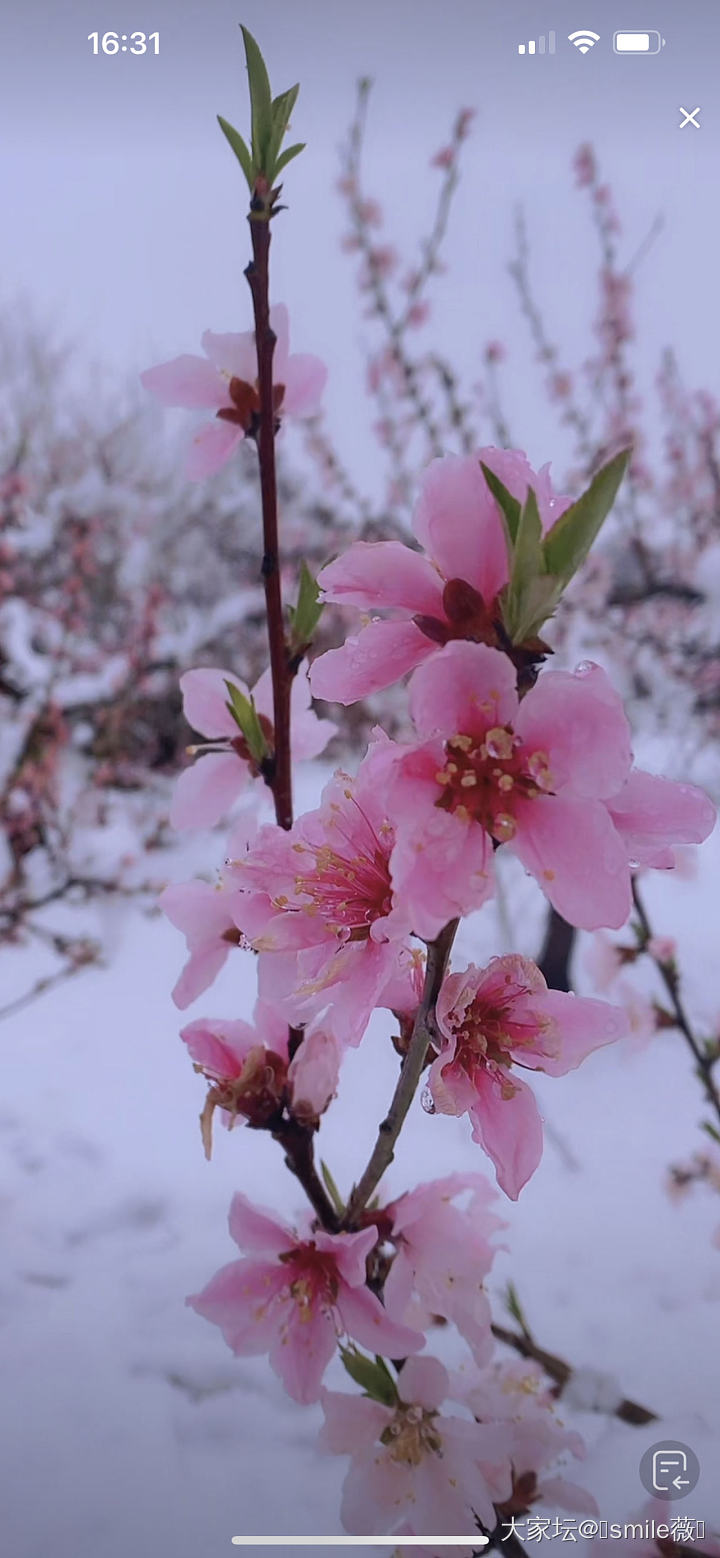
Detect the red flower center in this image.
<box><xmin>434</xmin><ymin>725</ymin><xmax>554</xmax><ymax>841</ymax></box>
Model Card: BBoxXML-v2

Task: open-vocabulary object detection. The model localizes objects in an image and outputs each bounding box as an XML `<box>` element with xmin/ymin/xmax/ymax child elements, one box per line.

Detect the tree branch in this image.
<box><xmin>342</xmin><ymin>918</ymin><xmax>458</xmax><ymax>1227</ymax></box>
<box><xmin>245</xmin><ymin>209</ymin><xmax>293</xmax><ymax>832</ymax></box>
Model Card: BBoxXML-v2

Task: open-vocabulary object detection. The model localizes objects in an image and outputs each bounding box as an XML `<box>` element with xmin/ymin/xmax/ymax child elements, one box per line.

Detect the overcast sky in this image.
<box><xmin>3</xmin><ymin>0</ymin><xmax>718</xmax><ymax>494</ymax></box>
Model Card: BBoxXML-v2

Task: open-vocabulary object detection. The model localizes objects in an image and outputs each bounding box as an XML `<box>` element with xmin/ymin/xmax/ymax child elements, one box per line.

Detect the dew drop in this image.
<box><xmin>574</xmin><ymin>660</ymin><xmax>598</xmax><ymax>677</ymax></box>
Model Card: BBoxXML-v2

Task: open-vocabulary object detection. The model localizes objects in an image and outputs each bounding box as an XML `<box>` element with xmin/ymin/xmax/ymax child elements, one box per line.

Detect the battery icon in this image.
<box><xmin>613</xmin><ymin>30</ymin><xmax>665</xmax><ymax>52</ymax></box>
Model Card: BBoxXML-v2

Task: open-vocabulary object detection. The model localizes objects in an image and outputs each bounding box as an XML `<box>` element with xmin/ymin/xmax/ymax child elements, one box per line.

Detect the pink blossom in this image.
<box><xmin>456</xmin><ymin>1358</ymin><xmax>596</xmax><ymax>1515</ymax></box>
<box><xmin>431</xmin><ymin>146</ymin><xmax>455</xmax><ymax>170</ymax></box>
<box><xmin>646</xmin><ymin>935</ymin><xmax>677</xmax><ymax>965</ymax></box>
<box><xmin>160</xmin><ymin>876</ymin><xmax>246</xmax><ymax>1009</ymax></box>
<box><xmin>387</xmin><ymin>643</ymin><xmax>715</xmax><ymax>935</ymax></box>
<box><xmin>181</xmin><ymin>1001</ymin><xmax>290</xmax><ymax>1155</ymax></box>
<box><xmin>287</xmin><ymin>1024</ymin><xmax>342</xmax><ymax>1126</ymax></box>
<box><xmin>227</xmin><ymin>737</ymin><xmax>417</xmax><ymax>1045</ymax></box>
<box><xmin>427</xmin><ymin>955</ymin><xmax>628</xmax><ymax>1197</ymax></box>
<box><xmin>573</xmin><ymin>143</ymin><xmax>596</xmax><ymax>187</ymax></box>
<box><xmin>188</xmin><ymin>1193</ymin><xmax>423</xmax><ymax>1405</ymax></box>
<box><xmin>384</xmin><ymin>1174</ymin><xmax>504</xmax><ymax>1361</ymax></box>
<box><xmin>170</xmin><ymin>663</ymin><xmax>336</xmax><ymax>831</ymax></box>
<box><xmin>309</xmin><ymin>449</ymin><xmax>571</xmax><ymax>705</ymax></box>
<box><xmin>320</xmin><ymin>1355</ymin><xmax>513</xmax><ymax>1534</ymax></box>
<box><xmin>141</xmin><ymin>304</ymin><xmax>327</xmax><ymax>479</ymax></box>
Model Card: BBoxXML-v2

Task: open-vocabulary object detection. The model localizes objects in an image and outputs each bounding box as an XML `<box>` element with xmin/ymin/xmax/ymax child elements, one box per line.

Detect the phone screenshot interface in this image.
<box><xmin>2</xmin><ymin>2</ymin><xmax>719</xmax><ymax>1556</ymax></box>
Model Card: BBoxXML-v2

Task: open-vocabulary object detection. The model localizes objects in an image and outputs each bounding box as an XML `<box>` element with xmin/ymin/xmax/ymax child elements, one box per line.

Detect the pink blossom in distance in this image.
<box><xmin>309</xmin><ymin>448</ymin><xmax>570</xmax><ymax>705</ymax></box>
<box><xmin>141</xmin><ymin>304</ymin><xmax>327</xmax><ymax>479</ymax></box>
<box><xmin>320</xmin><ymin>1355</ymin><xmax>513</xmax><ymax>1534</ymax></box>
<box><xmin>388</xmin><ymin>642</ymin><xmax>715</xmax><ymax>935</ymax></box>
<box><xmin>188</xmin><ymin>1193</ymin><xmax>423</xmax><ymax>1405</ymax></box>
<box><xmin>427</xmin><ymin>956</ymin><xmax>628</xmax><ymax>1197</ymax></box>
<box><xmin>170</xmin><ymin>663</ymin><xmax>336</xmax><ymax>831</ymax></box>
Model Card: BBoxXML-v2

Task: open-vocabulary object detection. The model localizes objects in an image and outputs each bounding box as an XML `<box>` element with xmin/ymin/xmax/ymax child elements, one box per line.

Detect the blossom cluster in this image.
<box><xmin>151</xmin><ymin>292</ymin><xmax>715</xmax><ymax>1542</ymax></box>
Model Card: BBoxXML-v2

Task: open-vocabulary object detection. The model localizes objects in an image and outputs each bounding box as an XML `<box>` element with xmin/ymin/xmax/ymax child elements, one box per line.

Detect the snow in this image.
<box><xmin>2</xmin><ymin>766</ymin><xmax>720</xmax><ymax>1558</ymax></box>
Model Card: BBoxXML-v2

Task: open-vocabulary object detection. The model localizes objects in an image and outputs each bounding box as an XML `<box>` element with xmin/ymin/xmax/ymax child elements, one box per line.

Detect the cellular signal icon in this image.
<box><xmin>568</xmin><ymin>30</ymin><xmax>601</xmax><ymax>53</ymax></box>
<box><xmin>518</xmin><ymin>31</ymin><xmax>556</xmax><ymax>54</ymax></box>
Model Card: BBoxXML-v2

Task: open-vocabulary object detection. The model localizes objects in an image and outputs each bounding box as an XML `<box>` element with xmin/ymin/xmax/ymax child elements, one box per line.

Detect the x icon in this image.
<box><xmin>679</xmin><ymin>106</ymin><xmax>701</xmax><ymax>129</ymax></box>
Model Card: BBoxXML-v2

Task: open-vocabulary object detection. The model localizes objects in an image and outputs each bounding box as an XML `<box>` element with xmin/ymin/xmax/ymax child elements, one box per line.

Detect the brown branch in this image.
<box><xmin>632</xmin><ymin>878</ymin><xmax>720</xmax><ymax>1130</ymax></box>
<box><xmin>491</xmin><ymin>1322</ymin><xmax>657</xmax><ymax>1426</ymax></box>
<box><xmin>342</xmin><ymin>919</ymin><xmax>458</xmax><ymax>1227</ymax></box>
<box><xmin>245</xmin><ymin>204</ymin><xmax>293</xmax><ymax>832</ymax></box>
<box><xmin>270</xmin><ymin>1118</ymin><xmax>340</xmax><ymax>1232</ymax></box>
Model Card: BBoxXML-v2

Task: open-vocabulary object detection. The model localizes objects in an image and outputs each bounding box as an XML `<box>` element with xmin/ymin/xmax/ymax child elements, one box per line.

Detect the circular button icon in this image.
<box><xmin>639</xmin><ymin>1441</ymin><xmax>700</xmax><ymax>1501</ymax></box>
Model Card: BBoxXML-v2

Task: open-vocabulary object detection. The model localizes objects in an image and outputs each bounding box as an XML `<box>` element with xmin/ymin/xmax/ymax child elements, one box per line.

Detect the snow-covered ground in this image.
<box><xmin>2</xmin><ymin>765</ymin><xmax>720</xmax><ymax>1558</ymax></box>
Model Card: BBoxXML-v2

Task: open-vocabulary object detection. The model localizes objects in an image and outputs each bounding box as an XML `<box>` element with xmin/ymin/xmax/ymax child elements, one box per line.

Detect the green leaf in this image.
<box><xmin>288</xmin><ymin>560</ymin><xmax>324</xmax><ymax>651</ymax></box>
<box><xmin>339</xmin><ymin>1346</ymin><xmax>399</xmax><ymax>1407</ymax></box>
<box><xmin>266</xmin><ymin>83</ymin><xmax>300</xmax><ymax>171</ymax></box>
<box><xmin>224</xmin><ymin>680</ymin><xmax>268</xmax><ymax>764</ymax></box>
<box><xmin>502</xmin><ymin>486</ymin><xmax>546</xmax><ymax>641</ymax></box>
<box><xmin>504</xmin><ymin>573</ymin><xmax>564</xmax><ymax>645</ymax></box>
<box><xmin>240</xmin><ymin>25</ymin><xmax>273</xmax><ymax>169</ymax></box>
<box><xmin>273</xmin><ymin>142</ymin><xmax>305</xmax><ymax>178</ymax></box>
<box><xmin>217</xmin><ymin>115</ymin><xmax>255</xmax><ymax>188</ymax></box>
<box><xmin>702</xmin><ymin>1120</ymin><xmax>720</xmax><ymax>1146</ymax></box>
<box><xmin>320</xmin><ymin>1159</ymin><xmax>345</xmax><ymax>1216</ymax></box>
<box><xmin>480</xmin><ymin>462</ymin><xmax>522</xmax><ymax>549</ymax></box>
<box><xmin>504</xmin><ymin>1280</ymin><xmax>531</xmax><ymax>1334</ymax></box>
<box><xmin>542</xmin><ymin>448</ymin><xmax>631</xmax><ymax>587</ymax></box>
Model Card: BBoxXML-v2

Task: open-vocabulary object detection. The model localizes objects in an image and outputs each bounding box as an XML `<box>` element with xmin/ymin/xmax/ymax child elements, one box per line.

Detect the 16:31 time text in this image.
<box><xmin>87</xmin><ymin>32</ymin><xmax>159</xmax><ymax>54</ymax></box>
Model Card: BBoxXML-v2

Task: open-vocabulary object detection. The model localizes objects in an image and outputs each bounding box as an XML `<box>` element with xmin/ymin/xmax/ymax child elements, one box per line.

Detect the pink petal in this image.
<box><xmin>335</xmin><ymin>1283</ymin><xmax>425</xmax><ymax>1358</ymax></box>
<box><xmin>180</xmin><ymin>667</ymin><xmax>248</xmax><ymax>738</ymax></box>
<box><xmin>141</xmin><ymin>353</ymin><xmax>224</xmax><ymax>409</ymax></box>
<box><xmin>515</xmin><ymin>663</ymin><xmax>632</xmax><ymax>799</ymax></box>
<box><xmin>180</xmin><ymin>1017</ymin><xmax>255</xmax><ymax>1077</ymax></box>
<box><xmin>227</xmin><ymin>1192</ymin><xmax>295</xmax><ymax>1256</ymax></box>
<box><xmin>315</xmin><ymin>1225</ymin><xmax>377</xmax><ymax>1287</ymax></box>
<box><xmin>288</xmin><ymin>1027</ymin><xmax>341</xmax><ymax>1120</ymax></box>
<box><xmin>270</xmin><ymin>1300</ymin><xmax>336</xmax><ymax>1404</ymax></box>
<box><xmin>470</xmin><ymin>1068</ymin><xmax>544</xmax><ymax>1199</ymax></box>
<box><xmin>409</xmin><ymin>640</ymin><xmax>518</xmax><ymax>739</ymax></box>
<box><xmin>391</xmin><ymin>807</ymin><xmax>493</xmax><ymax>941</ymax></box>
<box><xmin>511</xmin><ymin>794</ymin><xmax>632</xmax><ymax>930</ymax></box>
<box><xmin>318</xmin><ymin>541</ymin><xmax>445</xmax><ymax>616</ymax></box>
<box><xmin>606</xmin><ymin>769</ymin><xmax>716</xmax><ymax>865</ymax></box>
<box><xmin>518</xmin><ymin>989</ymin><xmax>628</xmax><ymax>1075</ymax></box>
<box><xmin>172</xmin><ymin>942</ymin><xmax>230</xmax><ymax>1010</ymax></box>
<box><xmin>412</xmin><ymin>454</ymin><xmax>510</xmax><ymax>601</ymax></box>
<box><xmin>187</xmin><ymin>1257</ymin><xmax>287</xmax><ymax>1352</ymax></box>
<box><xmin>201</xmin><ymin>328</ymin><xmax>258</xmax><ymax>383</ymax></box>
<box><xmin>282</xmin><ymin>353</ymin><xmax>328</xmax><ymax>417</ymax></box>
<box><xmin>398</xmin><ymin>1355</ymin><xmax>449</xmax><ymax>1410</ymax></box>
<box><xmin>319</xmin><ymin>1389</ymin><xmax>390</xmax><ymax>1454</ymax></box>
<box><xmin>186</xmin><ymin>420</ymin><xmax>244</xmax><ymax>480</ymax></box>
<box><xmin>290</xmin><ymin>666</ymin><xmax>338</xmax><ymax>759</ymax></box>
<box><xmin>269</xmin><ymin>303</ymin><xmax>290</xmax><ymax>379</ymax></box>
<box><xmin>170</xmin><ymin>753</ymin><xmax>247</xmax><ymax>830</ymax></box>
<box><xmin>309</xmin><ymin>619</ymin><xmax>432</xmax><ymax>704</ymax></box>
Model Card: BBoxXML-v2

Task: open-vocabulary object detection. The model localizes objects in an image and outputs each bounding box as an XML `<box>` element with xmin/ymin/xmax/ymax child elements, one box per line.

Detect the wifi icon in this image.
<box><xmin>568</xmin><ymin>29</ymin><xmax>600</xmax><ymax>53</ymax></box>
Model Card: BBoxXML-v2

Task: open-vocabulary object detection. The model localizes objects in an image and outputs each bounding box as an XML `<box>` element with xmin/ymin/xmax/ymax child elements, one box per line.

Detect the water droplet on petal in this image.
<box><xmin>421</xmin><ymin>1086</ymin><xmax>436</xmax><ymax>1115</ymax></box>
<box><xmin>574</xmin><ymin>660</ymin><xmax>598</xmax><ymax>677</ymax></box>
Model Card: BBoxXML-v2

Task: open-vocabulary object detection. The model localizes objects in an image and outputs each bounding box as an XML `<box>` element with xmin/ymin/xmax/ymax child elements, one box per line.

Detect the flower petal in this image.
<box><xmin>309</xmin><ymin>619</ymin><xmax>432</xmax><ymax>704</ymax></box>
<box><xmin>511</xmin><ymin>794</ymin><xmax>632</xmax><ymax>930</ymax></box>
<box><xmin>518</xmin><ymin>989</ymin><xmax>629</xmax><ymax>1074</ymax></box>
<box><xmin>469</xmin><ymin>1068</ymin><xmax>544</xmax><ymax>1199</ymax></box>
<box><xmin>228</xmin><ymin>1191</ymin><xmax>294</xmax><ymax>1255</ymax></box>
<box><xmin>318</xmin><ymin>541</ymin><xmax>445</xmax><ymax>616</ymax></box>
<box><xmin>186</xmin><ymin>420</ymin><xmax>244</xmax><ymax>480</ymax></box>
<box><xmin>335</xmin><ymin>1284</ymin><xmax>425</xmax><ymax>1358</ymax></box>
<box><xmin>606</xmin><ymin>769</ymin><xmax>716</xmax><ymax>866</ymax></box>
<box><xmin>170</xmin><ymin>752</ymin><xmax>247</xmax><ymax>831</ymax></box>
<box><xmin>180</xmin><ymin>667</ymin><xmax>248</xmax><ymax>738</ymax></box>
<box><xmin>515</xmin><ymin>663</ymin><xmax>632</xmax><ymax>799</ymax></box>
<box><xmin>282</xmin><ymin>353</ymin><xmax>328</xmax><ymax>417</ymax></box>
<box><xmin>201</xmin><ymin>328</ymin><xmax>258</xmax><ymax>383</ymax></box>
<box><xmin>409</xmin><ymin>640</ymin><xmax>518</xmax><ymax>739</ymax></box>
<box><xmin>412</xmin><ymin>453</ymin><xmax>510</xmax><ymax>600</ymax></box>
<box><xmin>141</xmin><ymin>353</ymin><xmax>224</xmax><ymax>409</ymax></box>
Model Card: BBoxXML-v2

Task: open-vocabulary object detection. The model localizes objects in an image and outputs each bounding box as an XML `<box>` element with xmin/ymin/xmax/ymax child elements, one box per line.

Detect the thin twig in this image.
<box><xmin>245</xmin><ymin>207</ymin><xmax>293</xmax><ymax>832</ymax></box>
<box><xmin>631</xmin><ymin>878</ymin><xmax>720</xmax><ymax>1130</ymax></box>
<box><xmin>491</xmin><ymin>1322</ymin><xmax>657</xmax><ymax>1426</ymax></box>
<box><xmin>343</xmin><ymin>919</ymin><xmax>458</xmax><ymax>1226</ymax></box>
